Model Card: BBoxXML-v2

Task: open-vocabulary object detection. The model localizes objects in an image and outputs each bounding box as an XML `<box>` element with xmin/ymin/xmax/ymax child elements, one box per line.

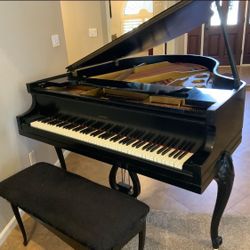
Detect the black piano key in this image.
<box><xmin>89</xmin><ymin>123</ymin><xmax>109</xmax><ymax>136</ymax></box>
<box><xmin>55</xmin><ymin>116</ymin><xmax>72</xmax><ymax>126</ymax></box>
<box><xmin>81</xmin><ymin>126</ymin><xmax>95</xmax><ymax>134</ymax></box>
<box><xmin>120</xmin><ymin>128</ymin><xmax>133</xmax><ymax>137</ymax></box>
<box><xmin>146</xmin><ymin>135</ymin><xmax>163</xmax><ymax>151</ymax></box>
<box><xmin>104</xmin><ymin>132</ymin><xmax>118</xmax><ymax>140</ymax></box>
<box><xmin>121</xmin><ymin>130</ymin><xmax>137</xmax><ymax>143</ymax></box>
<box><xmin>127</xmin><ymin>131</ymin><xmax>145</xmax><ymax>145</ymax></box>
<box><xmin>110</xmin><ymin>125</ymin><xmax>123</xmax><ymax>133</ymax></box>
<box><xmin>125</xmin><ymin>130</ymin><xmax>142</xmax><ymax>145</ymax></box>
<box><xmin>169</xmin><ymin>140</ymin><xmax>187</xmax><ymax>158</ymax></box>
<box><xmin>60</xmin><ymin>121</ymin><xmax>74</xmax><ymax>127</ymax></box>
<box><xmin>73</xmin><ymin>124</ymin><xmax>87</xmax><ymax>131</ymax></box>
<box><xmin>142</xmin><ymin>134</ymin><xmax>158</xmax><ymax>150</ymax></box>
<box><xmin>111</xmin><ymin>134</ymin><xmax>124</xmax><ymax>142</ymax></box>
<box><xmin>99</xmin><ymin>131</ymin><xmax>113</xmax><ymax>139</ymax></box>
<box><xmin>90</xmin><ymin>129</ymin><xmax>104</xmax><ymax>137</ymax></box>
<box><xmin>83</xmin><ymin>121</ymin><xmax>101</xmax><ymax>133</ymax></box>
<box><xmin>161</xmin><ymin>138</ymin><xmax>179</xmax><ymax>155</ymax></box>
<box><xmin>110</xmin><ymin>126</ymin><xmax>128</xmax><ymax>140</ymax></box>
<box><xmin>108</xmin><ymin>127</ymin><xmax>128</xmax><ymax>141</ymax></box>
<box><xmin>131</xmin><ymin>131</ymin><xmax>148</xmax><ymax>147</ymax></box>
<box><xmin>173</xmin><ymin>141</ymin><xmax>189</xmax><ymax>159</ymax></box>
<box><xmin>150</xmin><ymin>136</ymin><xmax>167</xmax><ymax>152</ymax></box>
<box><xmin>71</xmin><ymin>118</ymin><xmax>87</xmax><ymax>130</ymax></box>
<box><xmin>99</xmin><ymin>124</ymin><xmax>117</xmax><ymax>138</ymax></box>
<box><xmin>64</xmin><ymin>122</ymin><xmax>80</xmax><ymax>129</ymax></box>
<box><xmin>84</xmin><ymin>126</ymin><xmax>98</xmax><ymax>134</ymax></box>
<box><xmin>101</xmin><ymin>127</ymin><xmax>118</xmax><ymax>139</ymax></box>
<box><xmin>49</xmin><ymin>117</ymin><xmax>64</xmax><ymax>125</ymax></box>
<box><xmin>136</xmin><ymin>133</ymin><xmax>154</xmax><ymax>149</ymax></box>
<box><xmin>157</xmin><ymin>137</ymin><xmax>174</xmax><ymax>154</ymax></box>
<box><xmin>65</xmin><ymin>118</ymin><xmax>87</xmax><ymax>129</ymax></box>
<box><xmin>62</xmin><ymin>117</ymin><xmax>77</xmax><ymax>124</ymax></box>
<box><xmin>135</xmin><ymin>133</ymin><xmax>151</xmax><ymax>148</ymax></box>
<box><xmin>42</xmin><ymin>117</ymin><xmax>56</xmax><ymax>124</ymax></box>
<box><xmin>178</xmin><ymin>143</ymin><xmax>195</xmax><ymax>160</ymax></box>
<box><xmin>119</xmin><ymin>137</ymin><xmax>129</xmax><ymax>144</ymax></box>
<box><xmin>79</xmin><ymin>120</ymin><xmax>96</xmax><ymax>133</ymax></box>
<box><xmin>93</xmin><ymin>123</ymin><xmax>112</xmax><ymax>136</ymax></box>
<box><xmin>120</xmin><ymin>129</ymin><xmax>136</xmax><ymax>144</ymax></box>
<box><xmin>126</xmin><ymin>138</ymin><xmax>138</xmax><ymax>146</ymax></box>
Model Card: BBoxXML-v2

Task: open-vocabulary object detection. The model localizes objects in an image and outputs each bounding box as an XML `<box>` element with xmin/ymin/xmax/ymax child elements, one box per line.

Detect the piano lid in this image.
<box><xmin>67</xmin><ymin>0</ymin><xmax>212</xmax><ymax>72</ymax></box>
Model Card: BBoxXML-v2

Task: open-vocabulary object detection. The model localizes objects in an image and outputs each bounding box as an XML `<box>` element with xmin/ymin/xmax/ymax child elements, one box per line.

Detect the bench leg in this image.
<box><xmin>11</xmin><ymin>204</ymin><xmax>28</xmax><ymax>246</ymax></box>
<box><xmin>138</xmin><ymin>222</ymin><xmax>146</xmax><ymax>250</ymax></box>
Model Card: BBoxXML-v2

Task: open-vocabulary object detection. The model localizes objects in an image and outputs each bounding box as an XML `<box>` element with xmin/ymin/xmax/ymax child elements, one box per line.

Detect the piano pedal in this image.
<box><xmin>117</xmin><ymin>182</ymin><xmax>133</xmax><ymax>195</ymax></box>
<box><xmin>109</xmin><ymin>165</ymin><xmax>141</xmax><ymax>197</ymax></box>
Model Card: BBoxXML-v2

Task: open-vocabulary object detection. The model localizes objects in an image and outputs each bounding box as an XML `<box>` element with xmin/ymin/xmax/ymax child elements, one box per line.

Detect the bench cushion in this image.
<box><xmin>0</xmin><ymin>162</ymin><xmax>149</xmax><ymax>250</ymax></box>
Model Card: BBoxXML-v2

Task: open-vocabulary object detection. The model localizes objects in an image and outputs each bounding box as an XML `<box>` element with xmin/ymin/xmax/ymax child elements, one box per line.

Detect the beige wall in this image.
<box><xmin>110</xmin><ymin>1</ymin><xmax>185</xmax><ymax>56</ymax></box>
<box><xmin>0</xmin><ymin>1</ymin><xmax>68</xmax><ymax>233</ymax></box>
<box><xmin>61</xmin><ymin>1</ymin><xmax>110</xmax><ymax>64</ymax></box>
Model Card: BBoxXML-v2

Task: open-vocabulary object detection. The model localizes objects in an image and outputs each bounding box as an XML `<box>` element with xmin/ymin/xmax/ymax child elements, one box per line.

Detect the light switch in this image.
<box><xmin>51</xmin><ymin>34</ymin><xmax>60</xmax><ymax>47</ymax></box>
<box><xmin>88</xmin><ymin>28</ymin><xmax>98</xmax><ymax>37</ymax></box>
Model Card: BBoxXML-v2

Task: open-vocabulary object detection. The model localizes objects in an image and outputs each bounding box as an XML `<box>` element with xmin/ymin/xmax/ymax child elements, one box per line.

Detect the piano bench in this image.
<box><xmin>0</xmin><ymin>162</ymin><xmax>149</xmax><ymax>250</ymax></box>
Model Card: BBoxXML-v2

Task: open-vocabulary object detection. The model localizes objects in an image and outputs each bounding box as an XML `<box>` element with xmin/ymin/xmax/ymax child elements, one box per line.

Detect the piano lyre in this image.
<box><xmin>17</xmin><ymin>1</ymin><xmax>246</xmax><ymax>249</ymax></box>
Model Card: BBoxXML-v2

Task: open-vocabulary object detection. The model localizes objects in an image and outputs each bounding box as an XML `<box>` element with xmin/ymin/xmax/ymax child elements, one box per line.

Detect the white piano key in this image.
<box><xmin>30</xmin><ymin>119</ymin><xmax>193</xmax><ymax>170</ymax></box>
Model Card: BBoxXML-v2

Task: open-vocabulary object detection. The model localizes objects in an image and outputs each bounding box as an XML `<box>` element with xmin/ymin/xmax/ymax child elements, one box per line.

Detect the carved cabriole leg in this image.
<box><xmin>54</xmin><ymin>147</ymin><xmax>67</xmax><ymax>170</ymax></box>
<box><xmin>109</xmin><ymin>165</ymin><xmax>141</xmax><ymax>198</ymax></box>
<box><xmin>210</xmin><ymin>152</ymin><xmax>234</xmax><ymax>249</ymax></box>
<box><xmin>11</xmin><ymin>204</ymin><xmax>28</xmax><ymax>246</ymax></box>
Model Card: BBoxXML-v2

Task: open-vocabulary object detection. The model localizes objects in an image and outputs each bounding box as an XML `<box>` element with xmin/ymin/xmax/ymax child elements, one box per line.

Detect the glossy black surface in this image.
<box><xmin>16</xmin><ymin>1</ymin><xmax>246</xmax><ymax>194</ymax></box>
<box><xmin>67</xmin><ymin>1</ymin><xmax>212</xmax><ymax>71</ymax></box>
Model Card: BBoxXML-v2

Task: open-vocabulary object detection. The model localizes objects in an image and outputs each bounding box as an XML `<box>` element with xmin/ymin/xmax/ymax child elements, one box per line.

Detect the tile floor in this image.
<box><xmin>65</xmin><ymin>66</ymin><xmax>250</xmax><ymax>217</ymax></box>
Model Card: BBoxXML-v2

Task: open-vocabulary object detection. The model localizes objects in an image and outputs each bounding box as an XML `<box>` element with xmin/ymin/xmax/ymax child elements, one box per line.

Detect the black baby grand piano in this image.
<box><xmin>17</xmin><ymin>1</ymin><xmax>245</xmax><ymax>249</ymax></box>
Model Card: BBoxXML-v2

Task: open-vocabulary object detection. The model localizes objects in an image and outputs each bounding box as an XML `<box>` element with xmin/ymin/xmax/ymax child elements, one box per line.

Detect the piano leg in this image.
<box><xmin>109</xmin><ymin>165</ymin><xmax>141</xmax><ymax>197</ymax></box>
<box><xmin>211</xmin><ymin>152</ymin><xmax>234</xmax><ymax>249</ymax></box>
<box><xmin>54</xmin><ymin>147</ymin><xmax>67</xmax><ymax>170</ymax></box>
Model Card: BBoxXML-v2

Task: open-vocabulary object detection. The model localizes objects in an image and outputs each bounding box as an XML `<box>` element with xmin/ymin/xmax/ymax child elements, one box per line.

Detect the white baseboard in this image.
<box><xmin>0</xmin><ymin>150</ymin><xmax>71</xmax><ymax>246</ymax></box>
<box><xmin>0</xmin><ymin>209</ymin><xmax>24</xmax><ymax>247</ymax></box>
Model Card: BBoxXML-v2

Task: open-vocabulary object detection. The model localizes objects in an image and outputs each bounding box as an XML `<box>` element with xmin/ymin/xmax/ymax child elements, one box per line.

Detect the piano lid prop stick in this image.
<box><xmin>215</xmin><ymin>0</ymin><xmax>241</xmax><ymax>89</ymax></box>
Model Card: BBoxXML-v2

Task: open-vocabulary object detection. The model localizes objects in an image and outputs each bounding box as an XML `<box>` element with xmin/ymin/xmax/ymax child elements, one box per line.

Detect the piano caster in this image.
<box><xmin>109</xmin><ymin>165</ymin><xmax>141</xmax><ymax>198</ymax></box>
<box><xmin>212</xmin><ymin>236</ymin><xmax>222</xmax><ymax>250</ymax></box>
<box><xmin>211</xmin><ymin>152</ymin><xmax>234</xmax><ymax>249</ymax></box>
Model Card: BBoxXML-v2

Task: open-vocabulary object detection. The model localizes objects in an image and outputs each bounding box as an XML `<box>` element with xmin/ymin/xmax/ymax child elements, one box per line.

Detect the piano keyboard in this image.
<box><xmin>30</xmin><ymin>115</ymin><xmax>195</xmax><ymax>170</ymax></box>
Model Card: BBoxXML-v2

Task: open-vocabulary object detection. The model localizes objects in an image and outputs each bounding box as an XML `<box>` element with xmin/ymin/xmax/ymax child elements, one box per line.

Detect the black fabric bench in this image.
<box><xmin>0</xmin><ymin>162</ymin><xmax>149</xmax><ymax>250</ymax></box>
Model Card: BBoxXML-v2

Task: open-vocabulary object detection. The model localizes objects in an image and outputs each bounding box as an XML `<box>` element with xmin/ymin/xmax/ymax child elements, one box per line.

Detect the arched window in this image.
<box><xmin>122</xmin><ymin>1</ymin><xmax>153</xmax><ymax>34</ymax></box>
<box><xmin>124</xmin><ymin>1</ymin><xmax>153</xmax><ymax>15</ymax></box>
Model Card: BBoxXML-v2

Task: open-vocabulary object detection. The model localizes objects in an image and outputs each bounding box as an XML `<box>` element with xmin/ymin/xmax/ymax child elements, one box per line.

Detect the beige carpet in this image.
<box><xmin>1</xmin><ymin>210</ymin><xmax>250</xmax><ymax>250</ymax></box>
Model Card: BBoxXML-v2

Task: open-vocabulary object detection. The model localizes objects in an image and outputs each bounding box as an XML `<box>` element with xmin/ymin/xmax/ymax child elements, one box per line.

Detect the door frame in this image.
<box><xmin>185</xmin><ymin>1</ymin><xmax>249</xmax><ymax>66</ymax></box>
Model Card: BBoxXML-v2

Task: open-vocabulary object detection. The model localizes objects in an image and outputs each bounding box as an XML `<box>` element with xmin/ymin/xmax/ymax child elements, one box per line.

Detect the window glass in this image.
<box><xmin>123</xmin><ymin>1</ymin><xmax>153</xmax><ymax>34</ymax></box>
<box><xmin>227</xmin><ymin>1</ymin><xmax>239</xmax><ymax>25</ymax></box>
<box><xmin>123</xmin><ymin>19</ymin><xmax>143</xmax><ymax>33</ymax></box>
<box><xmin>210</xmin><ymin>1</ymin><xmax>222</xmax><ymax>26</ymax></box>
<box><xmin>124</xmin><ymin>1</ymin><xmax>153</xmax><ymax>15</ymax></box>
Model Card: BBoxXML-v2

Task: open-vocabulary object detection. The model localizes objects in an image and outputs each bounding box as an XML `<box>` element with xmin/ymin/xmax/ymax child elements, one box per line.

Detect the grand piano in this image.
<box><xmin>17</xmin><ymin>1</ymin><xmax>246</xmax><ymax>249</ymax></box>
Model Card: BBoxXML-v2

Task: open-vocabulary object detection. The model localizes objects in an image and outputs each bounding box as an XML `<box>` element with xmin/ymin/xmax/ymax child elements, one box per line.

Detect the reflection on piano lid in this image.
<box><xmin>67</xmin><ymin>1</ymin><xmax>212</xmax><ymax>71</ymax></box>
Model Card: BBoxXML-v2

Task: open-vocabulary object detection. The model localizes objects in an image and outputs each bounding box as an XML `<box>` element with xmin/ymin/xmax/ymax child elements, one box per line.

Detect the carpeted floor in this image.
<box><xmin>1</xmin><ymin>210</ymin><xmax>250</xmax><ymax>250</ymax></box>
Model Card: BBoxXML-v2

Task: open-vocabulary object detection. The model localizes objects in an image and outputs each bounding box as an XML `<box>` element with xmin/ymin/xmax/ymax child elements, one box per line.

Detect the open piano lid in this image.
<box><xmin>67</xmin><ymin>0</ymin><xmax>212</xmax><ymax>72</ymax></box>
